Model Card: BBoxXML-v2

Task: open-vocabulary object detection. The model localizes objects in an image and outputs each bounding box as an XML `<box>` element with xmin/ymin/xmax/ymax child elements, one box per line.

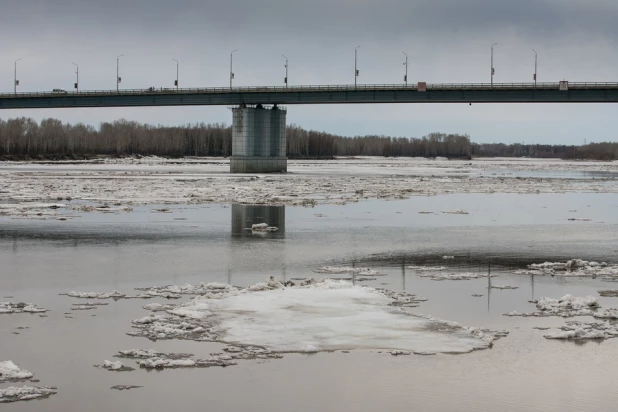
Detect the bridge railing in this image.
<box><xmin>2</xmin><ymin>82</ymin><xmax>618</xmax><ymax>98</ymax></box>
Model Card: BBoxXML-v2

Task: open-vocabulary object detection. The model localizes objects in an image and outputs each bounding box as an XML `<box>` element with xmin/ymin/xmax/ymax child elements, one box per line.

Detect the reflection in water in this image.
<box><xmin>231</xmin><ymin>204</ymin><xmax>285</xmax><ymax>239</ymax></box>
<box><xmin>229</xmin><ymin>204</ymin><xmax>287</xmax><ymax>284</ymax></box>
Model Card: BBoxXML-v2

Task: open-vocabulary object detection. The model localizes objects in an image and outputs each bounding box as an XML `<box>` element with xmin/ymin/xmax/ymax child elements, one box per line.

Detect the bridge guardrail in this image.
<box><xmin>2</xmin><ymin>82</ymin><xmax>618</xmax><ymax>99</ymax></box>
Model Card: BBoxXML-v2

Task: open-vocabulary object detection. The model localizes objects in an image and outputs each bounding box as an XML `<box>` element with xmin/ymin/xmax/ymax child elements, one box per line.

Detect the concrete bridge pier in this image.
<box><xmin>230</xmin><ymin>105</ymin><xmax>287</xmax><ymax>173</ymax></box>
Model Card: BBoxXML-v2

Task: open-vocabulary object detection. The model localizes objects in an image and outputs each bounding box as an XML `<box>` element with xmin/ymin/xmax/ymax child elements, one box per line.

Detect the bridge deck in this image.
<box><xmin>1</xmin><ymin>82</ymin><xmax>618</xmax><ymax>109</ymax></box>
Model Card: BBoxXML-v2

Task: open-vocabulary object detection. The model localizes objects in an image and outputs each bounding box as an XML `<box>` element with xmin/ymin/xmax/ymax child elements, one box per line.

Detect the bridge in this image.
<box><xmin>1</xmin><ymin>82</ymin><xmax>618</xmax><ymax>109</ymax></box>
<box><xmin>2</xmin><ymin>81</ymin><xmax>617</xmax><ymax>173</ymax></box>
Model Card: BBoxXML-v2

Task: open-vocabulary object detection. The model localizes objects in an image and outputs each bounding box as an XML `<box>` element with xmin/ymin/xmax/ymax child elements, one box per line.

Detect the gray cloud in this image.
<box><xmin>1</xmin><ymin>0</ymin><xmax>618</xmax><ymax>145</ymax></box>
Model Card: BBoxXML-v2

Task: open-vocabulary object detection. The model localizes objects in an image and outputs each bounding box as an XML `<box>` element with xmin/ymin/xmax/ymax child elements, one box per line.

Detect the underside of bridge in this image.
<box><xmin>230</xmin><ymin>105</ymin><xmax>287</xmax><ymax>173</ymax></box>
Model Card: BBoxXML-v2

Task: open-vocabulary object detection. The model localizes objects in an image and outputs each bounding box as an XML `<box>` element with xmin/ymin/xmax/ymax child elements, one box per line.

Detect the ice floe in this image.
<box><xmin>513</xmin><ymin>259</ymin><xmax>618</xmax><ymax>279</ymax></box>
<box><xmin>598</xmin><ymin>290</ymin><xmax>618</xmax><ymax>297</ymax></box>
<box><xmin>116</xmin><ymin>349</ymin><xmax>193</xmax><ymax>359</ymax></box>
<box><xmin>505</xmin><ymin>295</ymin><xmax>603</xmax><ymax>318</ymax></box>
<box><xmin>95</xmin><ymin>360</ymin><xmax>134</xmax><ymax>372</ymax></box>
<box><xmin>420</xmin><ymin>272</ymin><xmax>494</xmax><ymax>281</ymax></box>
<box><xmin>489</xmin><ymin>285</ymin><xmax>519</xmax><ymax>290</ymax></box>
<box><xmin>408</xmin><ymin>266</ymin><xmax>446</xmax><ymax>271</ymax></box>
<box><xmin>313</xmin><ymin>266</ymin><xmax>385</xmax><ymax>276</ymax></box>
<box><xmin>129</xmin><ymin>278</ymin><xmax>505</xmax><ymax>355</ymax></box>
<box><xmin>542</xmin><ymin>320</ymin><xmax>618</xmax><ymax>340</ymax></box>
<box><xmin>0</xmin><ymin>302</ymin><xmax>48</xmax><ymax>314</ymax></box>
<box><xmin>63</xmin><ymin>290</ymin><xmax>181</xmax><ymax>300</ymax></box>
<box><xmin>0</xmin><ymin>386</ymin><xmax>57</xmax><ymax>403</ymax></box>
<box><xmin>0</xmin><ymin>361</ymin><xmax>33</xmax><ymax>382</ymax></box>
<box><xmin>111</xmin><ymin>385</ymin><xmax>142</xmax><ymax>391</ymax></box>
<box><xmin>2</xmin><ymin>157</ymin><xmax>618</xmax><ymax>216</ymax></box>
<box><xmin>251</xmin><ymin>223</ymin><xmax>279</xmax><ymax>232</ymax></box>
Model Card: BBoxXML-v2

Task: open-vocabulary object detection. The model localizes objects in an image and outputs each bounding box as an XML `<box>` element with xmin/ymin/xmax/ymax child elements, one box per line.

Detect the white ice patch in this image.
<box><xmin>171</xmin><ymin>280</ymin><xmax>498</xmax><ymax>354</ymax></box>
<box><xmin>313</xmin><ymin>266</ymin><xmax>384</xmax><ymax>276</ymax></box>
<box><xmin>251</xmin><ymin>223</ymin><xmax>279</xmax><ymax>232</ymax></box>
<box><xmin>0</xmin><ymin>361</ymin><xmax>33</xmax><ymax>382</ymax></box>
<box><xmin>408</xmin><ymin>266</ymin><xmax>446</xmax><ymax>271</ymax></box>
<box><xmin>505</xmin><ymin>294</ymin><xmax>603</xmax><ymax>317</ymax></box>
<box><xmin>543</xmin><ymin>320</ymin><xmax>618</xmax><ymax>340</ymax></box>
<box><xmin>513</xmin><ymin>259</ymin><xmax>618</xmax><ymax>279</ymax></box>
<box><xmin>0</xmin><ymin>386</ymin><xmax>57</xmax><ymax>403</ymax></box>
<box><xmin>0</xmin><ymin>302</ymin><xmax>48</xmax><ymax>314</ymax></box>
<box><xmin>420</xmin><ymin>272</ymin><xmax>493</xmax><ymax>281</ymax></box>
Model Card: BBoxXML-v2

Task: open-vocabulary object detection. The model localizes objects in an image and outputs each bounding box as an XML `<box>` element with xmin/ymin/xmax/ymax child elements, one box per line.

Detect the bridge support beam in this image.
<box><xmin>230</xmin><ymin>105</ymin><xmax>287</xmax><ymax>173</ymax></box>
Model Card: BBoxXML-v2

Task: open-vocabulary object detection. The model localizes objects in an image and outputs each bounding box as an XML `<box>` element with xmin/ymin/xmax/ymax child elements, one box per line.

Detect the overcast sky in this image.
<box><xmin>2</xmin><ymin>0</ymin><xmax>618</xmax><ymax>144</ymax></box>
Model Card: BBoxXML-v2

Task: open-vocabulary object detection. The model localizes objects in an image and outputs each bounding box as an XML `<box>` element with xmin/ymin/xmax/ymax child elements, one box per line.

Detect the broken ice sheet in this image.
<box><xmin>0</xmin><ymin>302</ymin><xmax>48</xmax><ymax>314</ymax></box>
<box><xmin>0</xmin><ymin>361</ymin><xmax>34</xmax><ymax>382</ymax></box>
<box><xmin>0</xmin><ymin>386</ymin><xmax>57</xmax><ymax>403</ymax></box>
<box><xmin>133</xmin><ymin>279</ymin><xmax>504</xmax><ymax>354</ymax></box>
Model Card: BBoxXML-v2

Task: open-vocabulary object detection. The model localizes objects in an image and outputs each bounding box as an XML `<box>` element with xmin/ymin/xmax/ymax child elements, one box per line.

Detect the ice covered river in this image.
<box><xmin>1</xmin><ymin>157</ymin><xmax>618</xmax><ymax>411</ymax></box>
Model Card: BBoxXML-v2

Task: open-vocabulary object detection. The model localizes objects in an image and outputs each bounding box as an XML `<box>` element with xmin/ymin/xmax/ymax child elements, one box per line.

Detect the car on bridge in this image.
<box><xmin>52</xmin><ymin>89</ymin><xmax>68</xmax><ymax>94</ymax></box>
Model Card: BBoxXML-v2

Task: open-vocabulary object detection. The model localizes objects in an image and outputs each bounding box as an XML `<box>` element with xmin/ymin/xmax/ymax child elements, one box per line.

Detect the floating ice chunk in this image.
<box><xmin>543</xmin><ymin>320</ymin><xmax>618</xmax><ymax>340</ymax></box>
<box><xmin>103</xmin><ymin>360</ymin><xmax>123</xmax><ymax>370</ymax></box>
<box><xmin>389</xmin><ymin>350</ymin><xmax>411</xmax><ymax>356</ymax></box>
<box><xmin>407</xmin><ymin>266</ymin><xmax>446</xmax><ymax>271</ymax></box>
<box><xmin>514</xmin><ymin>260</ymin><xmax>618</xmax><ymax>278</ymax></box>
<box><xmin>442</xmin><ymin>256</ymin><xmax>455</xmax><ymax>260</ymax></box>
<box><xmin>593</xmin><ymin>309</ymin><xmax>618</xmax><ymax>320</ymax></box>
<box><xmin>505</xmin><ymin>294</ymin><xmax>602</xmax><ymax>317</ymax></box>
<box><xmin>0</xmin><ymin>386</ymin><xmax>57</xmax><ymax>403</ymax></box>
<box><xmin>420</xmin><ymin>272</ymin><xmax>493</xmax><ymax>281</ymax></box>
<box><xmin>251</xmin><ymin>223</ymin><xmax>278</xmax><ymax>232</ymax></box>
<box><xmin>0</xmin><ymin>302</ymin><xmax>48</xmax><ymax>314</ymax></box>
<box><xmin>142</xmin><ymin>303</ymin><xmax>175</xmax><ymax>312</ymax></box>
<box><xmin>489</xmin><ymin>285</ymin><xmax>519</xmax><ymax>290</ymax></box>
<box><xmin>442</xmin><ymin>210</ymin><xmax>468</xmax><ymax>215</ymax></box>
<box><xmin>0</xmin><ymin>361</ymin><xmax>33</xmax><ymax>382</ymax></box>
<box><xmin>314</xmin><ymin>266</ymin><xmax>384</xmax><ymax>276</ymax></box>
<box><xmin>98</xmin><ymin>360</ymin><xmax>134</xmax><ymax>372</ymax></box>
<box><xmin>111</xmin><ymin>385</ymin><xmax>142</xmax><ymax>391</ymax></box>
<box><xmin>136</xmin><ymin>282</ymin><xmax>236</xmax><ymax>296</ymax></box>
<box><xmin>598</xmin><ymin>290</ymin><xmax>618</xmax><ymax>297</ymax></box>
<box><xmin>134</xmin><ymin>278</ymin><xmax>503</xmax><ymax>354</ymax></box>
<box><xmin>116</xmin><ymin>349</ymin><xmax>193</xmax><ymax>360</ymax></box>
<box><xmin>66</xmin><ymin>290</ymin><xmax>126</xmax><ymax>299</ymax></box>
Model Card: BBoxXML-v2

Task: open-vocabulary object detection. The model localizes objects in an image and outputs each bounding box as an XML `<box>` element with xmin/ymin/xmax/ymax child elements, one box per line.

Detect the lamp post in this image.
<box><xmin>282</xmin><ymin>55</ymin><xmax>288</xmax><ymax>88</ymax></box>
<box><xmin>402</xmin><ymin>52</ymin><xmax>408</xmax><ymax>87</ymax></box>
<box><xmin>354</xmin><ymin>46</ymin><xmax>361</xmax><ymax>88</ymax></box>
<box><xmin>490</xmin><ymin>43</ymin><xmax>497</xmax><ymax>87</ymax></box>
<box><xmin>14</xmin><ymin>59</ymin><xmax>22</xmax><ymax>95</ymax></box>
<box><xmin>72</xmin><ymin>62</ymin><xmax>79</xmax><ymax>93</ymax></box>
<box><xmin>532</xmin><ymin>49</ymin><xmax>538</xmax><ymax>86</ymax></box>
<box><xmin>230</xmin><ymin>49</ymin><xmax>237</xmax><ymax>89</ymax></box>
<box><xmin>172</xmin><ymin>59</ymin><xmax>179</xmax><ymax>90</ymax></box>
<box><xmin>117</xmin><ymin>54</ymin><xmax>124</xmax><ymax>92</ymax></box>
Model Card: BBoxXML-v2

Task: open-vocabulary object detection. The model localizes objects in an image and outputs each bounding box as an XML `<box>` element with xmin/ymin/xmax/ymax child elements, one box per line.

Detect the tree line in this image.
<box><xmin>0</xmin><ymin>117</ymin><xmax>615</xmax><ymax>160</ymax></box>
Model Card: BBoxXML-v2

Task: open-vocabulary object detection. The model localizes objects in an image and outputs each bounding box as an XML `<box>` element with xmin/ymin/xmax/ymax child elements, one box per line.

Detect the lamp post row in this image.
<box><xmin>11</xmin><ymin>46</ymin><xmax>540</xmax><ymax>94</ymax></box>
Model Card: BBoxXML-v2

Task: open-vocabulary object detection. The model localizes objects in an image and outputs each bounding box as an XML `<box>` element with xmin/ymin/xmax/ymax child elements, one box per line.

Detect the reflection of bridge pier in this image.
<box><xmin>231</xmin><ymin>204</ymin><xmax>285</xmax><ymax>238</ymax></box>
<box><xmin>228</xmin><ymin>204</ymin><xmax>287</xmax><ymax>285</ymax></box>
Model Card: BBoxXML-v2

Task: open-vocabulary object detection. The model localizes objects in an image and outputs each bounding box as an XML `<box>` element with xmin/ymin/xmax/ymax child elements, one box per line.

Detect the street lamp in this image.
<box><xmin>402</xmin><ymin>52</ymin><xmax>408</xmax><ymax>87</ymax></box>
<box><xmin>117</xmin><ymin>54</ymin><xmax>124</xmax><ymax>92</ymax></box>
<box><xmin>532</xmin><ymin>49</ymin><xmax>538</xmax><ymax>86</ymax></box>
<box><xmin>172</xmin><ymin>59</ymin><xmax>179</xmax><ymax>90</ymax></box>
<box><xmin>14</xmin><ymin>59</ymin><xmax>22</xmax><ymax>95</ymax></box>
<box><xmin>355</xmin><ymin>46</ymin><xmax>361</xmax><ymax>88</ymax></box>
<box><xmin>230</xmin><ymin>49</ymin><xmax>237</xmax><ymax>89</ymax></box>
<box><xmin>490</xmin><ymin>43</ymin><xmax>497</xmax><ymax>87</ymax></box>
<box><xmin>72</xmin><ymin>63</ymin><xmax>79</xmax><ymax>93</ymax></box>
<box><xmin>282</xmin><ymin>55</ymin><xmax>288</xmax><ymax>88</ymax></box>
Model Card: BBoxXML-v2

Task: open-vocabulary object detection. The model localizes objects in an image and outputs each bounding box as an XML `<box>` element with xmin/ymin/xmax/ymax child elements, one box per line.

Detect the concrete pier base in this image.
<box><xmin>230</xmin><ymin>106</ymin><xmax>287</xmax><ymax>173</ymax></box>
